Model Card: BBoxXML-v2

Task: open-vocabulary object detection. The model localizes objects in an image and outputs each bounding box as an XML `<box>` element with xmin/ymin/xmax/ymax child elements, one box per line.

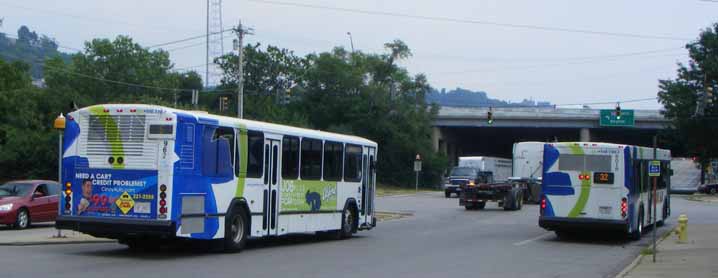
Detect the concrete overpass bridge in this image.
<box><xmin>431</xmin><ymin>106</ymin><xmax>670</xmax><ymax>164</ymax></box>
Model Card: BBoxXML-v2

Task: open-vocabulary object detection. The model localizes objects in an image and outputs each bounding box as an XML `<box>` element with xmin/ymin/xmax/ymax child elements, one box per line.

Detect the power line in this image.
<box><xmin>434</xmin><ymin>51</ymin><xmax>684</xmax><ymax>75</ymax></box>
<box><xmin>147</xmin><ymin>28</ymin><xmax>233</xmax><ymax>49</ymax></box>
<box><xmin>247</xmin><ymin>0</ymin><xmax>691</xmax><ymax>41</ymax></box>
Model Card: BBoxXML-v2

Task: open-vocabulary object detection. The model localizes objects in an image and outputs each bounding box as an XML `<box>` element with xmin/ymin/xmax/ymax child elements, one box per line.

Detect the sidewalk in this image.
<box><xmin>619</xmin><ymin>224</ymin><xmax>718</xmax><ymax>278</ymax></box>
<box><xmin>0</xmin><ymin>223</ymin><xmax>113</xmax><ymax>245</ymax></box>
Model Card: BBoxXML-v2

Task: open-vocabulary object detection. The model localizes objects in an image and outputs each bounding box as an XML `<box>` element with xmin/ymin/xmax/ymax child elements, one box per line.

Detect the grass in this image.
<box><xmin>375</xmin><ymin>183</ymin><xmax>439</xmax><ymax>197</ymax></box>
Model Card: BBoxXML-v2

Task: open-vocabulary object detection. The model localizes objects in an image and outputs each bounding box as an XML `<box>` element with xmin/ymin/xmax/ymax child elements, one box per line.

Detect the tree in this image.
<box><xmin>658</xmin><ymin>23</ymin><xmax>718</xmax><ymax>167</ymax></box>
<box><xmin>44</xmin><ymin>35</ymin><xmax>183</xmax><ymax>107</ymax></box>
<box><xmin>0</xmin><ymin>59</ymin><xmax>58</xmax><ymax>180</ymax></box>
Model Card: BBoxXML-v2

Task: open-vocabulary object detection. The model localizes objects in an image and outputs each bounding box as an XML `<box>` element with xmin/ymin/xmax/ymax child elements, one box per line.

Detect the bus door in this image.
<box><xmin>365</xmin><ymin>147</ymin><xmax>376</xmax><ymax>224</ymax></box>
<box><xmin>262</xmin><ymin>138</ymin><xmax>281</xmax><ymax>236</ymax></box>
<box><xmin>359</xmin><ymin>146</ymin><xmax>373</xmax><ymax>224</ymax></box>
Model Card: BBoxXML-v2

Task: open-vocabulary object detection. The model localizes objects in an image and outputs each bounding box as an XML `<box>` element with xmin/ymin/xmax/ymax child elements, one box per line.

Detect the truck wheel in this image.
<box><xmin>503</xmin><ymin>192</ymin><xmax>514</xmax><ymax>211</ymax></box>
<box><xmin>515</xmin><ymin>191</ymin><xmax>523</xmax><ymax>211</ymax></box>
<box><xmin>476</xmin><ymin>201</ymin><xmax>486</xmax><ymax>210</ymax></box>
<box><xmin>464</xmin><ymin>203</ymin><xmax>475</xmax><ymax>210</ymax></box>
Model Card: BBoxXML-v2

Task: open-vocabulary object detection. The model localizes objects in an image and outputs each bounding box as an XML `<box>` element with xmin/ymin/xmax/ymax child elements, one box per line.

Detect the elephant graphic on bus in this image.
<box><xmin>305</xmin><ymin>190</ymin><xmax>322</xmax><ymax>212</ymax></box>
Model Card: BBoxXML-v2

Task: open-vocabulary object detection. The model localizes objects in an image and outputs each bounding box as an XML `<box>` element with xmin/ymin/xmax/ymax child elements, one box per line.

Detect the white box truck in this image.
<box><xmin>511</xmin><ymin>142</ymin><xmax>545</xmax><ymax>203</ymax></box>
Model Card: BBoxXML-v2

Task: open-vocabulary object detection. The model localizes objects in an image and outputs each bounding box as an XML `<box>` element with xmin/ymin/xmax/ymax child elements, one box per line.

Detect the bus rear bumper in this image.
<box><xmin>56</xmin><ymin>216</ymin><xmax>176</xmax><ymax>239</ymax></box>
<box><xmin>539</xmin><ymin>216</ymin><xmax>628</xmax><ymax>232</ymax></box>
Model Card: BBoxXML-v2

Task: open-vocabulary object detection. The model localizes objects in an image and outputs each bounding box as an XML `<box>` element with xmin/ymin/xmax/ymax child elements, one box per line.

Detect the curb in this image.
<box><xmin>614</xmin><ymin>225</ymin><xmax>676</xmax><ymax>278</ymax></box>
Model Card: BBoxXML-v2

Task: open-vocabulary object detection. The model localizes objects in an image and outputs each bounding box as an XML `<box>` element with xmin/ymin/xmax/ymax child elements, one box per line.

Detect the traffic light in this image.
<box><xmin>487</xmin><ymin>107</ymin><xmax>494</xmax><ymax>124</ymax></box>
<box><xmin>219</xmin><ymin>96</ymin><xmax>230</xmax><ymax>112</ymax></box>
<box><xmin>615</xmin><ymin>103</ymin><xmax>621</xmax><ymax>119</ymax></box>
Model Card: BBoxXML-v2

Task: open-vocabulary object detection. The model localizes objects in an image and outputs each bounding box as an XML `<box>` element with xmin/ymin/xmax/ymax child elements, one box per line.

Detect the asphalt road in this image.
<box><xmin>0</xmin><ymin>193</ymin><xmax>714</xmax><ymax>278</ymax></box>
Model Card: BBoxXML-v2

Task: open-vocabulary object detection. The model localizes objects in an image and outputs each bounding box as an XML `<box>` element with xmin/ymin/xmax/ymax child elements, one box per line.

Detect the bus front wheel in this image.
<box><xmin>224</xmin><ymin>207</ymin><xmax>248</xmax><ymax>252</ymax></box>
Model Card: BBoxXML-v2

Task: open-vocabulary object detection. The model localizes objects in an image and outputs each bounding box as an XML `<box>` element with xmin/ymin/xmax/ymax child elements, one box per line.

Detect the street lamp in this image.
<box><xmin>52</xmin><ymin>113</ymin><xmax>66</xmax><ymax>238</ymax></box>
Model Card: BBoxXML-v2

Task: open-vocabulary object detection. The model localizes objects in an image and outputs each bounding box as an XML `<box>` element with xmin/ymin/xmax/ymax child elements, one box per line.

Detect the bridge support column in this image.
<box><xmin>580</xmin><ymin>128</ymin><xmax>591</xmax><ymax>142</ymax></box>
<box><xmin>432</xmin><ymin>127</ymin><xmax>443</xmax><ymax>153</ymax></box>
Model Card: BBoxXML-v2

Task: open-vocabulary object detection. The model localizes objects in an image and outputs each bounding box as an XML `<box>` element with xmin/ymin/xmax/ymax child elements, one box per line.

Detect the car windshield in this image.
<box><xmin>0</xmin><ymin>183</ymin><xmax>33</xmax><ymax>197</ymax></box>
<box><xmin>450</xmin><ymin>167</ymin><xmax>476</xmax><ymax>176</ymax></box>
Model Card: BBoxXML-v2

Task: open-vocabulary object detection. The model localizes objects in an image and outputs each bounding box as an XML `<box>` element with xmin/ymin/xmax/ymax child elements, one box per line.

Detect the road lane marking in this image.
<box><xmin>513</xmin><ymin>232</ymin><xmax>553</xmax><ymax>246</ymax></box>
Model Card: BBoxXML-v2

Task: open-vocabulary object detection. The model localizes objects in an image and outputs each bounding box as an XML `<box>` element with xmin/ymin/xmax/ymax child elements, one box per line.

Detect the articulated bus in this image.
<box><xmin>539</xmin><ymin>142</ymin><xmax>671</xmax><ymax>239</ymax></box>
<box><xmin>56</xmin><ymin>104</ymin><xmax>377</xmax><ymax>250</ymax></box>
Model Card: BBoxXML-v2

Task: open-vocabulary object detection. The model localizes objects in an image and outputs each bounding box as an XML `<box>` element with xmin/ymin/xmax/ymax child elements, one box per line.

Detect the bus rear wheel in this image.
<box><xmin>629</xmin><ymin>209</ymin><xmax>644</xmax><ymax>240</ymax></box>
<box><xmin>223</xmin><ymin>207</ymin><xmax>248</xmax><ymax>252</ymax></box>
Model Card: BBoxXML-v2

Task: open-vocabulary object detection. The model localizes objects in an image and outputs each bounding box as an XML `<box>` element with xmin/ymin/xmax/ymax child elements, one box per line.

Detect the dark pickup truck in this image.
<box><xmin>458</xmin><ymin>171</ymin><xmax>525</xmax><ymax>211</ymax></box>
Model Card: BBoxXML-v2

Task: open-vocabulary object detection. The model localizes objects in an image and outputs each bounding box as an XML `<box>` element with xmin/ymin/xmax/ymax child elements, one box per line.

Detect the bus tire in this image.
<box><xmin>445</xmin><ymin>191</ymin><xmax>451</xmax><ymax>198</ymax></box>
<box><xmin>629</xmin><ymin>208</ymin><xmax>644</xmax><ymax>241</ymax></box>
<box><xmin>658</xmin><ymin>200</ymin><xmax>668</xmax><ymax>227</ymax></box>
<box><xmin>223</xmin><ymin>206</ymin><xmax>248</xmax><ymax>252</ymax></box>
<box><xmin>555</xmin><ymin>230</ymin><xmax>569</xmax><ymax>239</ymax></box>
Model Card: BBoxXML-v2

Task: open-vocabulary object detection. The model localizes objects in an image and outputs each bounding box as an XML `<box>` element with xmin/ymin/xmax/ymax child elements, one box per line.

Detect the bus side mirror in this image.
<box><xmin>370</xmin><ymin>160</ymin><xmax>376</xmax><ymax>171</ymax></box>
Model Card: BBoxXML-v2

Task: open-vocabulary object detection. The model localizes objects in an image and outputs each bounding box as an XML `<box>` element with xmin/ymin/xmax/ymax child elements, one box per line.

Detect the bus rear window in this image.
<box><xmin>558</xmin><ymin>154</ymin><xmax>583</xmax><ymax>171</ymax></box>
<box><xmin>558</xmin><ymin>154</ymin><xmax>611</xmax><ymax>172</ymax></box>
<box><xmin>585</xmin><ymin>155</ymin><xmax>611</xmax><ymax>172</ymax></box>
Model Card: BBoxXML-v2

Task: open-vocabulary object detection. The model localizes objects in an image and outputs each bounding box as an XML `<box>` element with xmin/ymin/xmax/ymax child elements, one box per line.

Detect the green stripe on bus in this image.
<box><xmin>235</xmin><ymin>124</ymin><xmax>248</xmax><ymax>198</ymax></box>
<box><xmin>568</xmin><ymin>172</ymin><xmax>591</xmax><ymax>218</ymax></box>
<box><xmin>88</xmin><ymin>105</ymin><xmax>125</xmax><ymax>169</ymax></box>
<box><xmin>567</xmin><ymin>144</ymin><xmax>588</xmax><ymax>218</ymax></box>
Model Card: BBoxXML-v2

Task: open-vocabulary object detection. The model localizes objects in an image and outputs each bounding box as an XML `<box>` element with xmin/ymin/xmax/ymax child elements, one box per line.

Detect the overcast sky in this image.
<box><xmin>1</xmin><ymin>0</ymin><xmax>717</xmax><ymax>109</ymax></box>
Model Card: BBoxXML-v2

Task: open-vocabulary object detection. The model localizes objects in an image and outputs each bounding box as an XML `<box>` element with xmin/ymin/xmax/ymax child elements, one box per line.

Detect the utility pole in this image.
<box><xmin>233</xmin><ymin>20</ymin><xmax>253</xmax><ymax>119</ymax></box>
<box><xmin>347</xmin><ymin>32</ymin><xmax>355</xmax><ymax>53</ymax></box>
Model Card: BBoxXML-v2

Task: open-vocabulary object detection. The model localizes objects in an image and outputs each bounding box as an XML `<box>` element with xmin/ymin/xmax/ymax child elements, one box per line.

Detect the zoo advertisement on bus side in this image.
<box><xmin>70</xmin><ymin>169</ymin><xmax>158</xmax><ymax>219</ymax></box>
<box><xmin>280</xmin><ymin>180</ymin><xmax>338</xmax><ymax>212</ymax></box>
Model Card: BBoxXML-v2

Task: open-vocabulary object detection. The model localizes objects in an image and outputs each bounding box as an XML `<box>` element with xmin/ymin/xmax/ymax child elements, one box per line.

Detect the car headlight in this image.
<box><xmin>0</xmin><ymin>204</ymin><xmax>13</xmax><ymax>211</ymax></box>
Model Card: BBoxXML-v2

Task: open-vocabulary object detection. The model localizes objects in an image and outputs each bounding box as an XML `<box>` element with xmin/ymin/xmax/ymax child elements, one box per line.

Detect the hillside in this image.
<box><xmin>0</xmin><ymin>26</ymin><xmax>72</xmax><ymax>80</ymax></box>
<box><xmin>427</xmin><ymin>88</ymin><xmax>552</xmax><ymax>107</ymax></box>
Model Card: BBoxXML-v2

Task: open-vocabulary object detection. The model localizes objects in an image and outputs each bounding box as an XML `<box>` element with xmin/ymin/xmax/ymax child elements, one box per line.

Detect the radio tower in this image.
<box><xmin>206</xmin><ymin>0</ymin><xmax>224</xmax><ymax>88</ymax></box>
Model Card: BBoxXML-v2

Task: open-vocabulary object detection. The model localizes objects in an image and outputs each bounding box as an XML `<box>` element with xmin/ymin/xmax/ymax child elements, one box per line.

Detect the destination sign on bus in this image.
<box><xmin>593</xmin><ymin>172</ymin><xmax>614</xmax><ymax>184</ymax></box>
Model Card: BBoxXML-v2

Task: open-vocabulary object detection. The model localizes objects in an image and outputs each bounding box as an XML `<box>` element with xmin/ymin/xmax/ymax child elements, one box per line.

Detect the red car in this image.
<box><xmin>0</xmin><ymin>180</ymin><xmax>60</xmax><ymax>229</ymax></box>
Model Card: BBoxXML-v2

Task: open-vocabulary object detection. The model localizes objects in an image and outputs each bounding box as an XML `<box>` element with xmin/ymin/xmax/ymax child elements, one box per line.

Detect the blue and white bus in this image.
<box><xmin>539</xmin><ymin>142</ymin><xmax>671</xmax><ymax>239</ymax></box>
<box><xmin>56</xmin><ymin>104</ymin><xmax>377</xmax><ymax>250</ymax></box>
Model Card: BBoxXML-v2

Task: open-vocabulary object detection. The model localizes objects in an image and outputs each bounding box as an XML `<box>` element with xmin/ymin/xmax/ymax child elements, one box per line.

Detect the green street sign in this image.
<box><xmin>600</xmin><ymin>109</ymin><xmax>635</xmax><ymax>127</ymax></box>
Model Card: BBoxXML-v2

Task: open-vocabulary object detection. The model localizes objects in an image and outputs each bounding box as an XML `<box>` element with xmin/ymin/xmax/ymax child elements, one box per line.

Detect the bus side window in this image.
<box><xmin>246</xmin><ymin>131</ymin><xmax>264</xmax><ymax>178</ymax></box>
<box><xmin>344</xmin><ymin>144</ymin><xmax>362</xmax><ymax>182</ymax></box>
<box><xmin>201</xmin><ymin>126</ymin><xmax>234</xmax><ymax>177</ymax></box>
<box><xmin>282</xmin><ymin>136</ymin><xmax>299</xmax><ymax>179</ymax></box>
<box><xmin>300</xmin><ymin>138</ymin><xmax>322</xmax><ymax>180</ymax></box>
<box><xmin>323</xmin><ymin>141</ymin><xmax>343</xmax><ymax>181</ymax></box>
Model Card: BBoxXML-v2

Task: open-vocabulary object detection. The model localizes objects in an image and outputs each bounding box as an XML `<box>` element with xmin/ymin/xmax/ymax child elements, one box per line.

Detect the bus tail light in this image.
<box><xmin>158</xmin><ymin>184</ymin><xmax>167</xmax><ymax>219</ymax></box>
<box><xmin>540</xmin><ymin>196</ymin><xmax>546</xmax><ymax>215</ymax></box>
<box><xmin>64</xmin><ymin>182</ymin><xmax>72</xmax><ymax>214</ymax></box>
<box><xmin>621</xmin><ymin>198</ymin><xmax>627</xmax><ymax>218</ymax></box>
